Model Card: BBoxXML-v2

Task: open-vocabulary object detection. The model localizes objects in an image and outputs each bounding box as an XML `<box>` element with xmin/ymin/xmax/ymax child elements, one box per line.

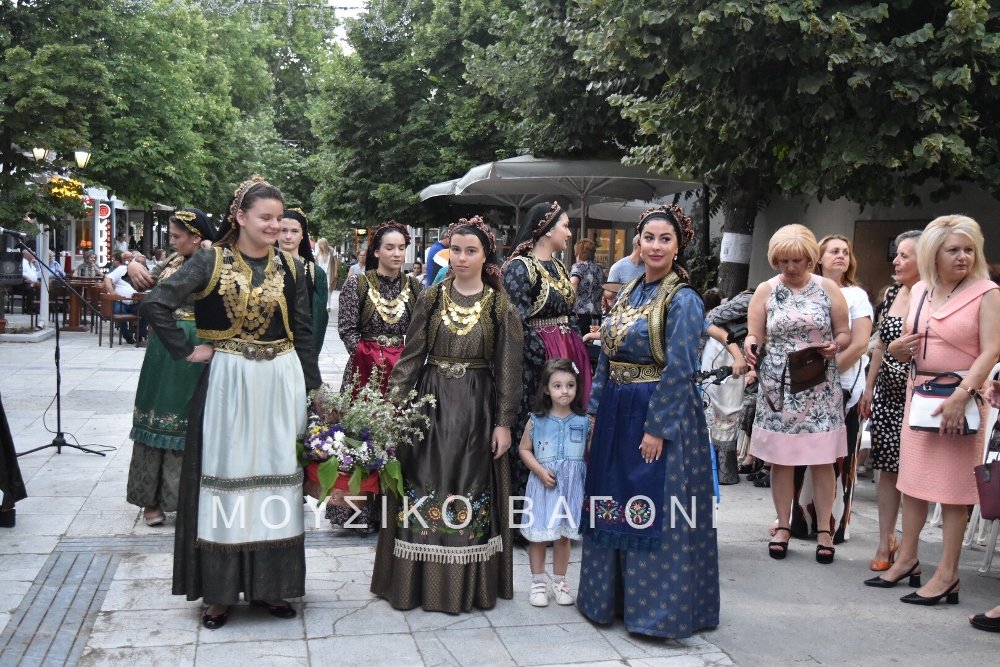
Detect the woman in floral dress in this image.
<box><xmin>371</xmin><ymin>216</ymin><xmax>522</xmax><ymax>613</ymax></box>
<box><xmin>743</xmin><ymin>224</ymin><xmax>851</xmax><ymax>564</ymax></box>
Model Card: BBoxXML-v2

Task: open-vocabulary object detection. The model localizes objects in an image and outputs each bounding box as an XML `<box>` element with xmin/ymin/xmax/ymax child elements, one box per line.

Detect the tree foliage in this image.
<box><xmin>569</xmin><ymin>0</ymin><xmax>1000</xmax><ymax>292</ymax></box>
<box><xmin>308</xmin><ymin>0</ymin><xmax>518</xmax><ymax>235</ymax></box>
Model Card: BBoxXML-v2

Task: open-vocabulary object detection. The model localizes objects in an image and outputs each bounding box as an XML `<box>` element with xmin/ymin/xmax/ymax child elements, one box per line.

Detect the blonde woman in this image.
<box><xmin>865</xmin><ymin>215</ymin><xmax>1000</xmax><ymax>608</ymax></box>
<box><xmin>743</xmin><ymin>224</ymin><xmax>851</xmax><ymax>563</ymax></box>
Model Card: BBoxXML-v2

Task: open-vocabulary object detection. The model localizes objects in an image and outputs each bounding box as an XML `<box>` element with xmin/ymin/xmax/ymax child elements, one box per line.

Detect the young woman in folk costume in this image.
<box><xmin>126</xmin><ymin>209</ymin><xmax>216</xmax><ymax>528</ymax></box>
<box><xmin>279</xmin><ymin>208</ymin><xmax>329</xmax><ymax>356</ymax></box>
<box><xmin>577</xmin><ymin>204</ymin><xmax>719</xmax><ymax>638</ymax></box>
<box><xmin>370</xmin><ymin>216</ymin><xmax>523</xmax><ymax>613</ymax></box>
<box><xmin>502</xmin><ymin>201</ymin><xmax>592</xmax><ymax>510</ymax></box>
<box><xmin>140</xmin><ymin>176</ymin><xmax>322</xmax><ymax>630</ymax></box>
<box><xmin>328</xmin><ymin>220</ymin><xmax>421</xmax><ymax>531</ymax></box>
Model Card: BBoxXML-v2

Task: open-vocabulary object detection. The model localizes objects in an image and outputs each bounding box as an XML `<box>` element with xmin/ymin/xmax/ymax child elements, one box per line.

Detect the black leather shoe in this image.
<box><xmin>900</xmin><ymin>579</ymin><xmax>959</xmax><ymax>606</ymax></box>
<box><xmin>202</xmin><ymin>607</ymin><xmax>230</xmax><ymax>629</ymax></box>
<box><xmin>251</xmin><ymin>600</ymin><xmax>297</xmax><ymax>619</ymax></box>
<box><xmin>864</xmin><ymin>561</ymin><xmax>921</xmax><ymax>588</ymax></box>
<box><xmin>0</xmin><ymin>508</ymin><xmax>14</xmax><ymax>528</ymax></box>
<box><xmin>970</xmin><ymin>612</ymin><xmax>1000</xmax><ymax>632</ymax></box>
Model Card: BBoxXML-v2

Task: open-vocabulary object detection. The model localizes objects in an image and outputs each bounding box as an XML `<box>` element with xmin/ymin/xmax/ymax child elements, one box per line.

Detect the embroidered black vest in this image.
<box><xmin>193</xmin><ymin>247</ymin><xmax>299</xmax><ymax>341</ymax></box>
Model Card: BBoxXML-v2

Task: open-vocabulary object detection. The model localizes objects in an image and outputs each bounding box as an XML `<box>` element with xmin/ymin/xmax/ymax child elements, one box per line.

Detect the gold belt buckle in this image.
<box><xmin>438</xmin><ymin>361</ymin><xmax>467</xmax><ymax>379</ymax></box>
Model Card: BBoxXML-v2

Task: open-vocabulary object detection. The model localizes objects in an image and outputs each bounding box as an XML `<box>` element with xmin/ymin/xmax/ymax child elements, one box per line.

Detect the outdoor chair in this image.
<box><xmin>98</xmin><ymin>292</ymin><xmax>139</xmax><ymax>348</ymax></box>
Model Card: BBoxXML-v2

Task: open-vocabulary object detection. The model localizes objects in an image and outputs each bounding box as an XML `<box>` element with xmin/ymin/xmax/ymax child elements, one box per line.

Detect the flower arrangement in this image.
<box><xmin>299</xmin><ymin>371</ymin><xmax>435</xmax><ymax>501</ymax></box>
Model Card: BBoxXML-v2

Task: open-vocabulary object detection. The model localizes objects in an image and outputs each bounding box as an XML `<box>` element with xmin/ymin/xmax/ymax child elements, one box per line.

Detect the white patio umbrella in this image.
<box><xmin>453</xmin><ymin>155</ymin><xmax>700</xmax><ymax>236</ymax></box>
<box><xmin>418</xmin><ymin>178</ymin><xmax>552</xmax><ymax>228</ymax></box>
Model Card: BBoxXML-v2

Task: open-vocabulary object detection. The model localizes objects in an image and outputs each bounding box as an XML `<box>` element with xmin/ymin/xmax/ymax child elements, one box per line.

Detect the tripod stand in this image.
<box><xmin>10</xmin><ymin>237</ymin><xmax>106</xmax><ymax>457</ymax></box>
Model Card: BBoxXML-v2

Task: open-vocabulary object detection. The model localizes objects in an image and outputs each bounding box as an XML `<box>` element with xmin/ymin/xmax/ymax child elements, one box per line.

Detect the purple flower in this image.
<box><xmin>342</xmin><ymin>454</ymin><xmax>353</xmax><ymax>467</ymax></box>
<box><xmin>359</xmin><ymin>428</ymin><xmax>371</xmax><ymax>442</ymax></box>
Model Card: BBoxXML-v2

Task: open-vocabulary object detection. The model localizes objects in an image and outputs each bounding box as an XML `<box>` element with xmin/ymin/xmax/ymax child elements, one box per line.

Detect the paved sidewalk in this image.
<box><xmin>1</xmin><ymin>300</ymin><xmax>998</xmax><ymax>666</ymax></box>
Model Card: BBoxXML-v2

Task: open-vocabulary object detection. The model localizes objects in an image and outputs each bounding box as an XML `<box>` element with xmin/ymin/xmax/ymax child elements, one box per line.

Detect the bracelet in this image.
<box><xmin>959</xmin><ymin>385</ymin><xmax>979</xmax><ymax>398</ymax></box>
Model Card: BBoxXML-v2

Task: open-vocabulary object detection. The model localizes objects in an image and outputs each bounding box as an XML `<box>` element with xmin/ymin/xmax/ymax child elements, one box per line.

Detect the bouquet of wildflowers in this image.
<box><xmin>300</xmin><ymin>371</ymin><xmax>435</xmax><ymax>500</ymax></box>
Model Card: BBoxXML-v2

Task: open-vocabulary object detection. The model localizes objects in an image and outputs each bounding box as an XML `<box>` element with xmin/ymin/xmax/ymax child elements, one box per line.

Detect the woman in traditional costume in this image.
<box><xmin>577</xmin><ymin>205</ymin><xmax>720</xmax><ymax>639</ymax></box>
<box><xmin>371</xmin><ymin>216</ymin><xmax>522</xmax><ymax>613</ymax></box>
<box><xmin>502</xmin><ymin>201</ymin><xmax>592</xmax><ymax>506</ymax></box>
<box><xmin>126</xmin><ymin>208</ymin><xmax>215</xmax><ymax>527</ymax></box>
<box><xmin>141</xmin><ymin>176</ymin><xmax>322</xmax><ymax>630</ymax></box>
<box><xmin>279</xmin><ymin>208</ymin><xmax>328</xmax><ymax>355</ymax></box>
<box><xmin>328</xmin><ymin>221</ymin><xmax>421</xmax><ymax>531</ymax></box>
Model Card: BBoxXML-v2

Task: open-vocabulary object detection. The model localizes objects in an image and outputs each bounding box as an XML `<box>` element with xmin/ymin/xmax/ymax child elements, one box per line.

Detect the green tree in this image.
<box><xmin>0</xmin><ymin>0</ymin><xmax>111</xmax><ymax>228</ymax></box>
<box><xmin>465</xmin><ymin>0</ymin><xmax>634</xmax><ymax>157</ymax></box>
<box><xmin>570</xmin><ymin>0</ymin><xmax>1000</xmax><ymax>294</ymax></box>
<box><xmin>309</xmin><ymin>0</ymin><xmax>517</xmax><ymax>234</ymax></box>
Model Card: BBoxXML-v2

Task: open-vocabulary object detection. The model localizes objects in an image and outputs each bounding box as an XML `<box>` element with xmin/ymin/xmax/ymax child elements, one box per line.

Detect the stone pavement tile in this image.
<box><xmin>114</xmin><ymin>553</ymin><xmax>174</xmax><ymax>580</ymax></box>
<box><xmin>65</xmin><ymin>511</ymin><xmax>139</xmax><ymax>536</ymax></box>
<box><xmin>411</xmin><ymin>633</ymin><xmax>461</xmax><ymax>667</ymax></box>
<box><xmin>531</xmin><ymin>663</ymin><xmax>624</xmax><ymax>667</ymax></box>
<box><xmin>0</xmin><ymin>612</ymin><xmax>9</xmax><ymax>636</ymax></box>
<box><xmin>87</xmin><ymin>608</ymin><xmax>198</xmax><ymax>649</ymax></box>
<box><xmin>78</xmin><ymin>644</ymin><xmax>197</xmax><ymax>666</ymax></box>
<box><xmin>0</xmin><ymin>535</ymin><xmax>59</xmax><ymax>555</ymax></box>
<box><xmin>0</xmin><ymin>554</ymin><xmax>47</xmax><ymax>582</ymax></box>
<box><xmin>628</xmin><ymin>655</ymin><xmax>735</xmax><ymax>667</ymax></box>
<box><xmin>303</xmin><ymin>598</ymin><xmax>406</xmax><ymax>638</ymax></box>
<box><xmin>427</xmin><ymin>627</ymin><xmax>516</xmax><ymax>667</ymax></box>
<box><xmin>197</xmin><ymin>639</ymin><xmax>308</xmax><ymax>666</ymax></box>
<box><xmin>14</xmin><ymin>494</ymin><xmax>87</xmax><ymax>515</ymax></box>
<box><xmin>307</xmin><ymin>633</ymin><xmax>423</xmax><ymax>665</ymax></box>
<box><xmin>197</xmin><ymin>605</ymin><xmax>305</xmax><ymax>644</ymax></box>
<box><xmin>80</xmin><ymin>494</ymin><xmax>137</xmax><ymax>513</ymax></box>
<box><xmin>100</xmin><ymin>578</ymin><xmax>191</xmax><ymax>612</ymax></box>
<box><xmin>495</xmin><ymin>622</ymin><xmax>622</xmax><ymax>666</ymax></box>
<box><xmin>0</xmin><ymin>510</ymin><xmax>73</xmax><ymax>535</ymax></box>
<box><xmin>0</xmin><ymin>580</ymin><xmax>33</xmax><ymax>614</ymax></box>
<box><xmin>597</xmin><ymin>626</ymin><xmax>722</xmax><ymax>661</ymax></box>
<box><xmin>404</xmin><ymin>608</ymin><xmax>490</xmax><ymax>633</ymax></box>
<box><xmin>21</xmin><ymin>465</ymin><xmax>99</xmax><ymax>497</ymax></box>
<box><xmin>481</xmin><ymin>596</ymin><xmax>583</xmax><ymax>627</ymax></box>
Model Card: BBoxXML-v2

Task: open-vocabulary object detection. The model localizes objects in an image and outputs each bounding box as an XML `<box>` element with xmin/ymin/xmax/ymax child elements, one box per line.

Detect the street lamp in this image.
<box><xmin>73</xmin><ymin>148</ymin><xmax>91</xmax><ymax>169</ymax></box>
<box><xmin>32</xmin><ymin>147</ymin><xmax>47</xmax><ymax>162</ymax></box>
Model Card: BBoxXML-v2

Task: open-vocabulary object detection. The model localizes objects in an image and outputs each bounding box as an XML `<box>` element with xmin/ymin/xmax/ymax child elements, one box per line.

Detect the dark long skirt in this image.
<box><xmin>0</xmin><ymin>391</ymin><xmax>27</xmax><ymax>512</ymax></box>
<box><xmin>172</xmin><ymin>368</ymin><xmax>305</xmax><ymax>605</ymax></box>
<box><xmin>370</xmin><ymin>365</ymin><xmax>513</xmax><ymax>613</ymax></box>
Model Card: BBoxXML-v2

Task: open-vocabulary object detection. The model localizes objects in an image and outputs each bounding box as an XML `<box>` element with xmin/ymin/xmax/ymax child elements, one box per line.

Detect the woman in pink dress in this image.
<box><xmin>864</xmin><ymin>215</ymin><xmax>1000</xmax><ymax>608</ymax></box>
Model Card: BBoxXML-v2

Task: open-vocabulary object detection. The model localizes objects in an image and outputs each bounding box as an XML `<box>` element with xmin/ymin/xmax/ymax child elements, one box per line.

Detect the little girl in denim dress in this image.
<box><xmin>518</xmin><ymin>358</ymin><xmax>589</xmax><ymax>607</ymax></box>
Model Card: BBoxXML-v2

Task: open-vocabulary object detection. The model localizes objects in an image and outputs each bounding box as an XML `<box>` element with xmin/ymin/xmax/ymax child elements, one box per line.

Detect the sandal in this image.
<box><xmin>816</xmin><ymin>529</ymin><xmax>835</xmax><ymax>565</ymax></box>
<box><xmin>769</xmin><ymin>526</ymin><xmax>791</xmax><ymax>560</ymax></box>
<box><xmin>869</xmin><ymin>535</ymin><xmax>898</xmax><ymax>572</ymax></box>
<box><xmin>251</xmin><ymin>599</ymin><xmax>297</xmax><ymax>619</ymax></box>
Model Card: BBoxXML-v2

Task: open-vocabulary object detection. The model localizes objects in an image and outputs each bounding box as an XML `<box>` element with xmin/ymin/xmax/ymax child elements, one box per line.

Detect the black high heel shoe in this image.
<box><xmin>768</xmin><ymin>526</ymin><xmax>791</xmax><ymax>560</ymax></box>
<box><xmin>900</xmin><ymin>579</ymin><xmax>959</xmax><ymax>606</ymax></box>
<box><xmin>815</xmin><ymin>529</ymin><xmax>835</xmax><ymax>565</ymax></box>
<box><xmin>251</xmin><ymin>599</ymin><xmax>297</xmax><ymax>619</ymax></box>
<box><xmin>864</xmin><ymin>561</ymin><xmax>921</xmax><ymax>588</ymax></box>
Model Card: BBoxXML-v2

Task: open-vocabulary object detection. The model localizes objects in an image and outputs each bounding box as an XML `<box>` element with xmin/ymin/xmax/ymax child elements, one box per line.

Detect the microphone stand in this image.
<box><xmin>10</xmin><ymin>237</ymin><xmax>106</xmax><ymax>457</ymax></box>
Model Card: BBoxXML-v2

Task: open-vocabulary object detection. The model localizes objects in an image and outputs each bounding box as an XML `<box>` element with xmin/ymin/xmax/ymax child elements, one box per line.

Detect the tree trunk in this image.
<box><xmin>717</xmin><ymin>169</ymin><xmax>762</xmax><ymax>297</ymax></box>
<box><xmin>143</xmin><ymin>208</ymin><xmax>154</xmax><ymax>256</ymax></box>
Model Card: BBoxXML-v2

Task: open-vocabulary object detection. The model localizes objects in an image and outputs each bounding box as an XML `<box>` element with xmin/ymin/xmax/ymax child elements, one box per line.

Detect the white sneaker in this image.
<box><xmin>552</xmin><ymin>579</ymin><xmax>574</xmax><ymax>605</ymax></box>
<box><xmin>529</xmin><ymin>581</ymin><xmax>549</xmax><ymax>607</ymax></box>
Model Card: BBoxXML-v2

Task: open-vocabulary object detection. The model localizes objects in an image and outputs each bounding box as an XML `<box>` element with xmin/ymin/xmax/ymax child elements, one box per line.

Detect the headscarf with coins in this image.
<box><xmin>171</xmin><ymin>208</ymin><xmax>216</xmax><ymax>243</ymax></box>
<box><xmin>506</xmin><ymin>201</ymin><xmax>563</xmax><ymax>264</ymax></box>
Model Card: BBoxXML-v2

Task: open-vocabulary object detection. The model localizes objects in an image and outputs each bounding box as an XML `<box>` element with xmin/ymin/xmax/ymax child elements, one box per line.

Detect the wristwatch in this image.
<box><xmin>960</xmin><ymin>385</ymin><xmax>979</xmax><ymax>398</ymax></box>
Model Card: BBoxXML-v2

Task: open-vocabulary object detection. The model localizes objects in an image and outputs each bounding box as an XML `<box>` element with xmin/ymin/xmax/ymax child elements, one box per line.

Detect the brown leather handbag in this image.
<box><xmin>764</xmin><ymin>346</ymin><xmax>828</xmax><ymax>411</ymax></box>
<box><xmin>975</xmin><ymin>460</ymin><xmax>1000</xmax><ymax>520</ymax></box>
<box><xmin>787</xmin><ymin>346</ymin><xmax>828</xmax><ymax>393</ymax></box>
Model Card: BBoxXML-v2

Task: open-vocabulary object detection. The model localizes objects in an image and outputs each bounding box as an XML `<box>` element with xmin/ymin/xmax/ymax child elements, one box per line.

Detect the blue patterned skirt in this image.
<box><xmin>577</xmin><ymin>380</ymin><xmax>720</xmax><ymax>638</ymax></box>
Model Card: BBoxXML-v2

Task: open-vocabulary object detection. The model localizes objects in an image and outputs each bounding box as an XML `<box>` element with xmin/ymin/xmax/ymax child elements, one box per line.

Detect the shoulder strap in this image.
<box><xmin>911</xmin><ymin>289</ymin><xmax>928</xmax><ymax>336</ymax></box>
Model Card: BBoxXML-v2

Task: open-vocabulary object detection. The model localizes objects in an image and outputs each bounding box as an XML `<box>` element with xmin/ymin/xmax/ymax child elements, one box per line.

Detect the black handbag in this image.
<box><xmin>975</xmin><ymin>460</ymin><xmax>1000</xmax><ymax>520</ymax></box>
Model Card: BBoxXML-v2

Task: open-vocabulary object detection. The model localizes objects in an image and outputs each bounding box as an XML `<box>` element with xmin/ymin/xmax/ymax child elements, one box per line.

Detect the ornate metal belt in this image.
<box><xmin>609</xmin><ymin>361</ymin><xmax>660</xmax><ymax>384</ymax></box>
<box><xmin>215</xmin><ymin>338</ymin><xmax>294</xmax><ymax>361</ymax></box>
<box><xmin>362</xmin><ymin>334</ymin><xmax>404</xmax><ymax>347</ymax></box>
<box><xmin>428</xmin><ymin>356</ymin><xmax>489</xmax><ymax>379</ymax></box>
<box><xmin>528</xmin><ymin>315</ymin><xmax>569</xmax><ymax>330</ymax></box>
